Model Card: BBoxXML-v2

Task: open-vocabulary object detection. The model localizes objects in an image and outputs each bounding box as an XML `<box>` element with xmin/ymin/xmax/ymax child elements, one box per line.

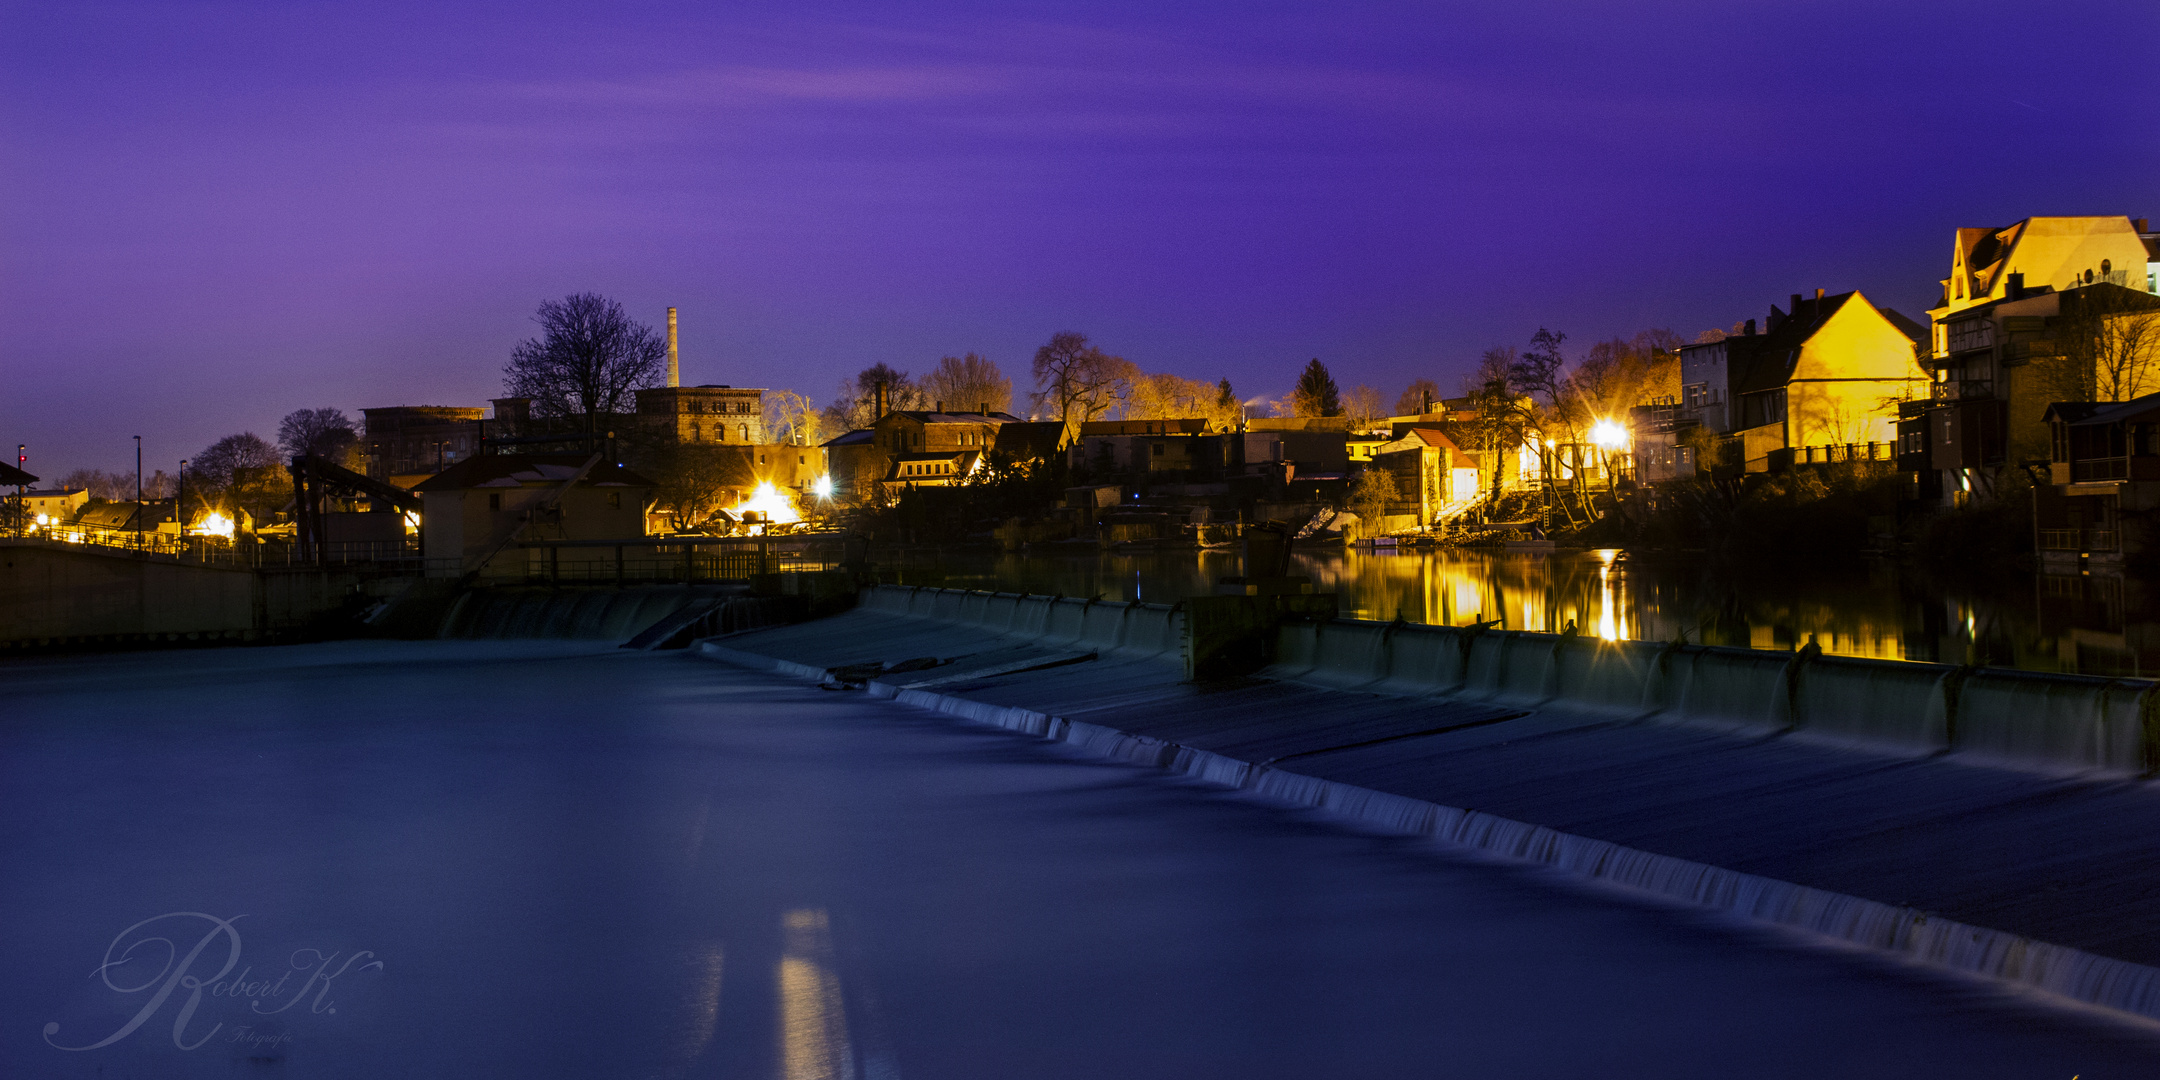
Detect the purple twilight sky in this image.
<box><xmin>4</xmin><ymin>0</ymin><xmax>2156</xmax><ymax>476</ymax></box>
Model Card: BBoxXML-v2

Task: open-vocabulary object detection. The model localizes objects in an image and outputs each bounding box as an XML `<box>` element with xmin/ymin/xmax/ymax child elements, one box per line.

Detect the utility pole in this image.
<box><xmin>134</xmin><ymin>435</ymin><xmax>143</xmax><ymax>544</ymax></box>
<box><xmin>178</xmin><ymin>459</ymin><xmax>188</xmax><ymax>539</ymax></box>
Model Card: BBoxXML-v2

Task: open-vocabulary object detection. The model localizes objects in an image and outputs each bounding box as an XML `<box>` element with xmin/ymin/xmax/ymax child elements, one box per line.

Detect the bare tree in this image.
<box><xmin>1345</xmin><ymin>385</ymin><xmax>1386</xmax><ymax>430</ymax></box>
<box><xmin>921</xmin><ymin>353</ymin><xmax>1013</xmax><ymax>414</ymax></box>
<box><xmin>503</xmin><ymin>293</ymin><xmax>667</xmax><ymax>427</ymax></box>
<box><xmin>278</xmin><ymin>407</ymin><xmax>359</xmax><ymax>463</ymax></box>
<box><xmin>1509</xmin><ymin>329</ymin><xmax>1579</xmax><ymax>442</ymax></box>
<box><xmin>1395</xmin><ymin>378</ymin><xmax>1442</xmax><ymax>416</ymax></box>
<box><xmin>1125</xmin><ymin>372</ymin><xmax>1218</xmax><ymax>422</ymax></box>
<box><xmin>2067</xmin><ymin>289</ymin><xmax>2160</xmax><ymax>402</ymax></box>
<box><xmin>644</xmin><ymin>445</ymin><xmax>751</xmax><ymax>531</ymax></box>
<box><xmin>1032</xmin><ymin>332</ymin><xmax>1134</xmax><ymax>433</ymax></box>
<box><xmin>762</xmin><ymin>390</ymin><xmax>822</xmax><ymax>446</ymax></box>
<box><xmin>191</xmin><ymin>433</ymin><xmax>289</xmax><ymax>522</ymax></box>
<box><xmin>822</xmin><ymin>363</ymin><xmax>926</xmax><ymax>433</ymax></box>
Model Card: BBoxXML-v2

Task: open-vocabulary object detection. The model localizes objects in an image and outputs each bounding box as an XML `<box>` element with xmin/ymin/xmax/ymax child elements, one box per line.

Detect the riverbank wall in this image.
<box><xmin>0</xmin><ymin>539</ymin><xmax>394</xmax><ymax>651</ymax></box>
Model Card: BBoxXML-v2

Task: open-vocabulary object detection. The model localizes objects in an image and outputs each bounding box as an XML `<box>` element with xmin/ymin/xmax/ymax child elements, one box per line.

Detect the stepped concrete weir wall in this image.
<box><xmin>694</xmin><ymin>585</ymin><xmax>2160</xmax><ymax>1026</ymax></box>
<box><xmin>1271</xmin><ymin>619</ymin><xmax>2159</xmax><ymax>776</ymax></box>
<box><xmin>858</xmin><ymin>585</ymin><xmax>1188</xmax><ymax>664</ymax></box>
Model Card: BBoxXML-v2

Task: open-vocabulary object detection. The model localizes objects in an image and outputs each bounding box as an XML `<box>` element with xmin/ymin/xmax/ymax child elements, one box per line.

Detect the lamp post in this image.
<box><xmin>133</xmin><ymin>435</ymin><xmax>143</xmax><ymax>544</ymax></box>
<box><xmin>177</xmin><ymin>459</ymin><xmax>188</xmax><ymax>542</ymax></box>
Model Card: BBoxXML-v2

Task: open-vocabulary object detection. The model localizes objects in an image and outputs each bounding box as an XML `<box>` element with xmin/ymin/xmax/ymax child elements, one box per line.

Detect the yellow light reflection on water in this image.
<box><xmin>778</xmin><ymin>909</ymin><xmax>853</xmax><ymax>1080</ymax></box>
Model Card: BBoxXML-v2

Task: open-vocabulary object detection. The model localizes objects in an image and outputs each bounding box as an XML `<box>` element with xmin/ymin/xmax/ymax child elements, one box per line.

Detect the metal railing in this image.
<box><xmin>2040</xmin><ymin>529</ymin><xmax>2119</xmax><ymax>552</ymax></box>
<box><xmin>1791</xmin><ymin>442</ymin><xmax>1895</xmax><ymax>464</ymax></box>
<box><xmin>2072</xmin><ymin>458</ymin><xmax>2130</xmax><ymax>482</ymax></box>
<box><xmin>502</xmin><ymin>535</ymin><xmax>844</xmax><ymax>584</ymax></box>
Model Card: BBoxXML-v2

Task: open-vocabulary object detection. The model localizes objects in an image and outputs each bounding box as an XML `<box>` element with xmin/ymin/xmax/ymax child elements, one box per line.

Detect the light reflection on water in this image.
<box><xmin>919</xmin><ymin>547</ymin><xmax>2104</xmax><ymax>673</ymax></box>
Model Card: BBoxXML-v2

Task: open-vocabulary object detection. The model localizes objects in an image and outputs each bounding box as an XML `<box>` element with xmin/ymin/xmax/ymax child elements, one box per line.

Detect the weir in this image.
<box><xmin>1273</xmin><ymin>619</ymin><xmax>2157</xmax><ymax>775</ymax></box>
<box><xmin>695</xmin><ymin>583</ymin><xmax>2160</xmax><ymax>1024</ymax></box>
<box><xmin>842</xmin><ymin>585</ymin><xmax>2157</xmax><ymax>776</ymax></box>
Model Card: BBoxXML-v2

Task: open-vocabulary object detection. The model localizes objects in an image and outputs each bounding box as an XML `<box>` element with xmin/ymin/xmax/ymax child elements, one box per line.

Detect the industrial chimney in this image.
<box><xmin>666</xmin><ymin>307</ymin><xmax>679</xmax><ymax>388</ymax></box>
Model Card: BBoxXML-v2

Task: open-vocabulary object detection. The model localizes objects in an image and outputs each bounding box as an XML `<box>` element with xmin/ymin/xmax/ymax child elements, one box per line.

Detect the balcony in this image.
<box><xmin>2040</xmin><ymin>529</ymin><xmax>2119</xmax><ymax>552</ymax></box>
<box><xmin>2071</xmin><ymin>457</ymin><xmax>2130</xmax><ymax>482</ymax></box>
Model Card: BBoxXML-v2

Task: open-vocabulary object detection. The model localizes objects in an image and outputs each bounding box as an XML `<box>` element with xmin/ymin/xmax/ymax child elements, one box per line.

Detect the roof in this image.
<box><xmin>877</xmin><ymin>410</ymin><xmax>1027</xmax><ymax>425</ymax></box>
<box><xmin>411</xmin><ymin>453</ymin><xmax>655</xmax><ymax>492</ymax></box>
<box><xmin>821</xmin><ymin>429</ymin><xmax>876</xmax><ymax>448</ymax></box>
<box><xmin>992</xmin><ymin>421</ymin><xmax>1067</xmax><ymax>459</ymax></box>
<box><xmin>1077</xmin><ymin>418</ymin><xmax>1212</xmax><ymax>436</ymax></box>
<box><xmin>2047</xmin><ymin>392</ymin><xmax>2160</xmax><ymax>427</ymax></box>
<box><xmin>21</xmin><ymin>487</ymin><xmax>80</xmax><ymax>498</ymax></box>
<box><xmin>1728</xmin><ymin>291</ymin><xmax>1924</xmax><ymax>396</ymax></box>
<box><xmin>0</xmin><ymin>462</ymin><xmax>37</xmax><ymax>486</ymax></box>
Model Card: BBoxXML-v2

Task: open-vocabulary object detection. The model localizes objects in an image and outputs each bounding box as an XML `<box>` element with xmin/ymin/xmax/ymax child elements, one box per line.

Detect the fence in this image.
<box><xmin>2040</xmin><ymin>529</ymin><xmax>2119</xmax><ymax>552</ymax></box>
<box><xmin>502</xmin><ymin>535</ymin><xmax>844</xmax><ymax>584</ymax></box>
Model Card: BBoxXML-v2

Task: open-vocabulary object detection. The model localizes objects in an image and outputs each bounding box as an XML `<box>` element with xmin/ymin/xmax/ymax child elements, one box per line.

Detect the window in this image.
<box><xmin>690</xmin><ymin>423</ymin><xmax>700</xmax><ymax>441</ymax></box>
<box><xmin>740</xmin><ymin>424</ymin><xmax>750</xmax><ymax>441</ymax></box>
<box><xmin>488</xmin><ymin>493</ymin><xmax>501</xmax><ymax>511</ymax></box>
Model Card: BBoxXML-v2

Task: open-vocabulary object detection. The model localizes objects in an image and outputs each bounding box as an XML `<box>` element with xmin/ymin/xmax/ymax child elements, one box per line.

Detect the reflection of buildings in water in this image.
<box><xmin>935</xmin><ymin>547</ymin><xmax>2077</xmax><ymax>673</ymax></box>
<box><xmin>2036</xmin><ymin>570</ymin><xmax>2160</xmax><ymax>676</ymax></box>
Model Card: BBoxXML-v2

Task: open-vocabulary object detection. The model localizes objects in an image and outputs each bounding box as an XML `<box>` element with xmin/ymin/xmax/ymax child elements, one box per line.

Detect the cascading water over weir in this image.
<box><xmin>696</xmin><ymin>584</ymin><xmax>2160</xmax><ymax>1024</ymax></box>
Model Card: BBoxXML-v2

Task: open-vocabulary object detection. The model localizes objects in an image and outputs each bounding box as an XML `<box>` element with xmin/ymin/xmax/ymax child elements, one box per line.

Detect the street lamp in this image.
<box><xmin>1590</xmin><ymin>419</ymin><xmax>1629</xmax><ymax>500</ymax></box>
<box><xmin>178</xmin><ymin>459</ymin><xmax>188</xmax><ymax>538</ymax></box>
<box><xmin>133</xmin><ymin>435</ymin><xmax>142</xmax><ymax>544</ymax></box>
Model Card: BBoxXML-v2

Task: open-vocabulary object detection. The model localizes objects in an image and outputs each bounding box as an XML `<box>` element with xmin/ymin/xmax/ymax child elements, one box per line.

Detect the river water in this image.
<box><xmin>5</xmin><ymin>641</ymin><xmax>2157</xmax><ymax>1077</ymax></box>
<box><xmin>915</xmin><ymin>548</ymin><xmax>2148</xmax><ymax>676</ymax></box>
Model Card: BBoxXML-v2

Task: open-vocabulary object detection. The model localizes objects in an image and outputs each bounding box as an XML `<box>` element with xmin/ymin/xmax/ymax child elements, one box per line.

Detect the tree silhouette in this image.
<box><xmin>1292</xmin><ymin>358</ymin><xmax>1342</xmax><ymax>417</ymax></box>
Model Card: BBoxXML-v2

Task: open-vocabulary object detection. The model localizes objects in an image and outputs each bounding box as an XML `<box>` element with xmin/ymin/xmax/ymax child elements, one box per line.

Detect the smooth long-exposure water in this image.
<box><xmin>4</xmin><ymin>640</ymin><xmax>2156</xmax><ymax>1077</ymax></box>
<box><xmin>918</xmin><ymin>547</ymin><xmax>2145</xmax><ymax>675</ymax></box>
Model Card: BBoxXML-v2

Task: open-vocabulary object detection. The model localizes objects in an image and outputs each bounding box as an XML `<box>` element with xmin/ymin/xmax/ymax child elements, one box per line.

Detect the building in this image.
<box><xmin>870</xmin><ymin>408</ymin><xmax>1023</xmax><ymax>455</ymax></box>
<box><xmin>1368</xmin><ymin>427</ymin><xmax>1480</xmax><ymax>522</ymax></box>
<box><xmin>411</xmin><ymin>454</ymin><xmax>654</xmax><ymax>575</ymax></box>
<box><xmin>362</xmin><ymin>406</ymin><xmax>485</xmax><ymax>484</ymax></box>
<box><xmin>1930</xmin><ymin>216</ymin><xmax>2154</xmax><ymax>319</ymax></box>
<box><xmin>882</xmin><ymin>450</ymin><xmax>983</xmax><ymax>494</ymax></box>
<box><xmin>19</xmin><ymin>487</ymin><xmax>87</xmax><ymax>524</ymax></box>
<box><xmin>2034</xmin><ymin>393</ymin><xmax>2160</xmax><ymax>569</ymax></box>
<box><xmin>1677</xmin><ymin>290</ymin><xmax>1927</xmax><ymax>472</ymax></box>
<box><xmin>1903</xmin><ymin>281</ymin><xmax>2160</xmax><ymax>504</ymax></box>
<box><xmin>1068</xmin><ymin>418</ymin><xmax>1223</xmax><ymax>474</ymax></box>
<box><xmin>819</xmin><ymin>429</ymin><xmax>884</xmax><ymax>503</ymax></box>
<box><xmin>633</xmin><ymin>385</ymin><xmax>767</xmax><ymax>445</ymax></box>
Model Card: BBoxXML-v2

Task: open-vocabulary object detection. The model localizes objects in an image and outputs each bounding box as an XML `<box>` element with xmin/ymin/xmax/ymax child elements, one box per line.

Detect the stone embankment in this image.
<box><xmin>697</xmin><ymin>585</ymin><xmax>2160</xmax><ymax>1025</ymax></box>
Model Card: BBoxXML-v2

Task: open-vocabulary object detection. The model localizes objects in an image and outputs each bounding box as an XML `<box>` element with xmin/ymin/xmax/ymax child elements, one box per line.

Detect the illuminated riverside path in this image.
<box><xmin>3</xmin><ymin>642</ymin><xmax>2157</xmax><ymax>1077</ymax></box>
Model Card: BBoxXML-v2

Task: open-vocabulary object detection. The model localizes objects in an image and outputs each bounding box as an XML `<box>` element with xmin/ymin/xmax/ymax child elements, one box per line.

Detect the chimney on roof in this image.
<box><xmin>1791</xmin><ymin>293</ymin><xmax>1803</xmax><ymax>315</ymax></box>
<box><xmin>1815</xmin><ymin>288</ymin><xmax>1825</xmax><ymax>301</ymax></box>
<box><xmin>2007</xmin><ymin>272</ymin><xmax>2025</xmax><ymax>300</ymax></box>
<box><xmin>979</xmin><ymin>402</ymin><xmax>990</xmax><ymax>414</ymax></box>
<box><xmin>934</xmin><ymin>400</ymin><xmax>944</xmax><ymax>413</ymax></box>
<box><xmin>1744</xmin><ymin>318</ymin><xmax>1756</xmax><ymax>336</ymax></box>
<box><xmin>2136</xmin><ymin>218</ymin><xmax>2150</xmax><ymax>233</ymax></box>
<box><xmin>666</xmin><ymin>308</ymin><xmax>679</xmax><ymax>389</ymax></box>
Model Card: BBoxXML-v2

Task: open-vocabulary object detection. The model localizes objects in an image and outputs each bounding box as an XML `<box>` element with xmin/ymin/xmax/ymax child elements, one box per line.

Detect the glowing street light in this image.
<box><xmin>812</xmin><ymin>474</ymin><xmax>834</xmax><ymax>500</ymax></box>
<box><xmin>1589</xmin><ymin>419</ymin><xmax>1629</xmax><ymax>451</ymax></box>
